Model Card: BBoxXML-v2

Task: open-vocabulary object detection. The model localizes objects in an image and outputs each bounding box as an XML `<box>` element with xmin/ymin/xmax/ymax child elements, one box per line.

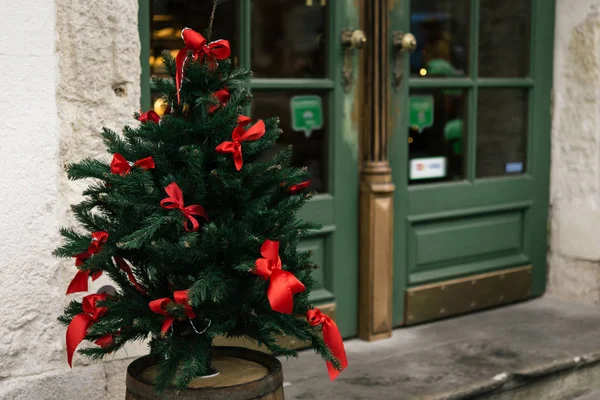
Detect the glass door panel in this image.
<box><xmin>252</xmin><ymin>90</ymin><xmax>329</xmax><ymax>192</ymax></box>
<box><xmin>408</xmin><ymin>88</ymin><xmax>468</xmax><ymax>184</ymax></box>
<box><xmin>477</xmin><ymin>89</ymin><xmax>529</xmax><ymax>177</ymax></box>
<box><xmin>410</xmin><ymin>0</ymin><xmax>470</xmax><ymax>78</ymax></box>
<box><xmin>251</xmin><ymin>1</ymin><xmax>327</xmax><ymax>78</ymax></box>
<box><xmin>479</xmin><ymin>0</ymin><xmax>531</xmax><ymax>78</ymax></box>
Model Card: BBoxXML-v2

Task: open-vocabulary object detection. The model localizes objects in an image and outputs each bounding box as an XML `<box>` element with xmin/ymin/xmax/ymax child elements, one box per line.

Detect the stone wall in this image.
<box><xmin>0</xmin><ymin>0</ymin><xmax>62</xmax><ymax>384</ymax></box>
<box><xmin>548</xmin><ymin>0</ymin><xmax>600</xmax><ymax>304</ymax></box>
<box><xmin>0</xmin><ymin>1</ymin><xmax>143</xmax><ymax>399</ymax></box>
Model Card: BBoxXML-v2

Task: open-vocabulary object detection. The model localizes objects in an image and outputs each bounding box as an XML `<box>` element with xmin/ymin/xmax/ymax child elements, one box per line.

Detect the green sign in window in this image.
<box><xmin>290</xmin><ymin>95</ymin><xmax>324</xmax><ymax>138</ymax></box>
<box><xmin>410</xmin><ymin>95</ymin><xmax>434</xmax><ymax>132</ymax></box>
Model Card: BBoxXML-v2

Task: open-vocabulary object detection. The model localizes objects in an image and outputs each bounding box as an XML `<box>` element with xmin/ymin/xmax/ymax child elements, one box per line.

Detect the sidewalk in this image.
<box><xmin>280</xmin><ymin>297</ymin><xmax>600</xmax><ymax>399</ymax></box>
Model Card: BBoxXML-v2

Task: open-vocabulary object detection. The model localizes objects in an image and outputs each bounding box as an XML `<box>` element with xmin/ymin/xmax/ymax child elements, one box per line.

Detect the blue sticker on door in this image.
<box><xmin>505</xmin><ymin>162</ymin><xmax>524</xmax><ymax>173</ymax></box>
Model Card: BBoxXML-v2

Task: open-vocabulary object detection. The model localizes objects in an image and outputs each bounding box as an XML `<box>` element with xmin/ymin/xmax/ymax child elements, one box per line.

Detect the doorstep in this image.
<box><xmin>280</xmin><ymin>297</ymin><xmax>600</xmax><ymax>400</ymax></box>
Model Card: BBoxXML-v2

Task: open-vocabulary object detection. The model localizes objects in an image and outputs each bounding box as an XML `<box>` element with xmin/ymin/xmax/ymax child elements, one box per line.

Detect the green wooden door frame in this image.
<box><xmin>389</xmin><ymin>0</ymin><xmax>555</xmax><ymax>325</ymax></box>
<box><xmin>138</xmin><ymin>0</ymin><xmax>360</xmax><ymax>337</ymax></box>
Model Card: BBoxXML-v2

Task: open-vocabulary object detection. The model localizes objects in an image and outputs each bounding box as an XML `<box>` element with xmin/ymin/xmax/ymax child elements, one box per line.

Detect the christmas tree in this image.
<box><xmin>55</xmin><ymin>7</ymin><xmax>347</xmax><ymax>393</ymax></box>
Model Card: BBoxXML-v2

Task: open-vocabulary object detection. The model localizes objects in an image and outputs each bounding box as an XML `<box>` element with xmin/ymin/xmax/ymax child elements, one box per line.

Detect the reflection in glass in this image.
<box><xmin>149</xmin><ymin>1</ymin><xmax>239</xmax><ymax>103</ymax></box>
<box><xmin>477</xmin><ymin>89</ymin><xmax>528</xmax><ymax>178</ymax></box>
<box><xmin>251</xmin><ymin>1</ymin><xmax>326</xmax><ymax>78</ymax></box>
<box><xmin>410</xmin><ymin>0</ymin><xmax>469</xmax><ymax>78</ymax></box>
<box><xmin>252</xmin><ymin>91</ymin><xmax>328</xmax><ymax>192</ymax></box>
<box><xmin>479</xmin><ymin>0</ymin><xmax>531</xmax><ymax>77</ymax></box>
<box><xmin>408</xmin><ymin>89</ymin><xmax>467</xmax><ymax>184</ymax></box>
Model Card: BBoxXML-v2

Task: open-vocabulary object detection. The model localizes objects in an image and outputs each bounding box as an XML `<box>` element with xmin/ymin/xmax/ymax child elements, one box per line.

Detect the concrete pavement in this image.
<box><xmin>280</xmin><ymin>297</ymin><xmax>600</xmax><ymax>399</ymax></box>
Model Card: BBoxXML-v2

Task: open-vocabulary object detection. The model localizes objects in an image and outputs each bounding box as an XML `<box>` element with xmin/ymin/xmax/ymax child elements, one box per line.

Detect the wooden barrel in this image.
<box><xmin>125</xmin><ymin>346</ymin><xmax>284</xmax><ymax>400</ymax></box>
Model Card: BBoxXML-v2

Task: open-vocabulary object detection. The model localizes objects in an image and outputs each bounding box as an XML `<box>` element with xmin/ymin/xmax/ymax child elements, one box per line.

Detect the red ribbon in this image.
<box><xmin>112</xmin><ymin>256</ymin><xmax>146</xmax><ymax>294</ymax></box>
<box><xmin>94</xmin><ymin>334</ymin><xmax>114</xmax><ymax>349</ymax></box>
<box><xmin>215</xmin><ymin>116</ymin><xmax>266</xmax><ymax>171</ymax></box>
<box><xmin>149</xmin><ymin>290</ymin><xmax>195</xmax><ymax>334</ymax></box>
<box><xmin>110</xmin><ymin>154</ymin><xmax>155</xmax><ymax>176</ymax></box>
<box><xmin>160</xmin><ymin>182</ymin><xmax>208</xmax><ymax>232</ymax></box>
<box><xmin>138</xmin><ymin>110</ymin><xmax>161</xmax><ymax>124</ymax></box>
<box><xmin>289</xmin><ymin>180</ymin><xmax>312</xmax><ymax>194</ymax></box>
<box><xmin>66</xmin><ymin>293</ymin><xmax>108</xmax><ymax>367</ymax></box>
<box><xmin>67</xmin><ymin>231</ymin><xmax>109</xmax><ymax>294</ymax></box>
<box><xmin>175</xmin><ymin>28</ymin><xmax>231</xmax><ymax>103</ymax></box>
<box><xmin>96</xmin><ymin>328</ymin><xmax>125</xmax><ymax>351</ymax></box>
<box><xmin>66</xmin><ymin>270</ymin><xmax>103</xmax><ymax>295</ymax></box>
<box><xmin>253</xmin><ymin>239</ymin><xmax>305</xmax><ymax>314</ymax></box>
<box><xmin>208</xmin><ymin>89</ymin><xmax>230</xmax><ymax>113</ymax></box>
<box><xmin>307</xmin><ymin>308</ymin><xmax>348</xmax><ymax>380</ymax></box>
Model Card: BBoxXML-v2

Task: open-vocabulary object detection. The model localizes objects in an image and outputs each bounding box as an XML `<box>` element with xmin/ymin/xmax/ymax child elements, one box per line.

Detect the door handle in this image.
<box><xmin>392</xmin><ymin>31</ymin><xmax>417</xmax><ymax>91</ymax></box>
<box><xmin>341</xmin><ymin>29</ymin><xmax>367</xmax><ymax>92</ymax></box>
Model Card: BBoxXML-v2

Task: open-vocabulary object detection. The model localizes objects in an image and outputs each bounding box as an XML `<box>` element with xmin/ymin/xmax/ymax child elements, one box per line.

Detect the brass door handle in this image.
<box><xmin>341</xmin><ymin>29</ymin><xmax>367</xmax><ymax>92</ymax></box>
<box><xmin>392</xmin><ymin>32</ymin><xmax>417</xmax><ymax>90</ymax></box>
<box><xmin>341</xmin><ymin>29</ymin><xmax>367</xmax><ymax>49</ymax></box>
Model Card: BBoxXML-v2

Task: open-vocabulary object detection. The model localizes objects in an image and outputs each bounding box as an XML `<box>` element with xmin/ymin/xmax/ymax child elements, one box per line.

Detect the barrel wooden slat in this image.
<box><xmin>125</xmin><ymin>346</ymin><xmax>284</xmax><ymax>400</ymax></box>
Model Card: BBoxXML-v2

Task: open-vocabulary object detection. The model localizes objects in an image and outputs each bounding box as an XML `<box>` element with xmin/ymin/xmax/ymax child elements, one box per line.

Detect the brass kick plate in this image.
<box><xmin>213</xmin><ymin>303</ymin><xmax>336</xmax><ymax>353</ymax></box>
<box><xmin>405</xmin><ymin>265</ymin><xmax>532</xmax><ymax>325</ymax></box>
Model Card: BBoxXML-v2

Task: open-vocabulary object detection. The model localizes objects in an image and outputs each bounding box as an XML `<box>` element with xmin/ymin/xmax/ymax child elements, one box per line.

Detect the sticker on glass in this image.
<box><xmin>410</xmin><ymin>95</ymin><xmax>434</xmax><ymax>133</ymax></box>
<box><xmin>410</xmin><ymin>157</ymin><xmax>446</xmax><ymax>180</ymax></box>
<box><xmin>291</xmin><ymin>95</ymin><xmax>323</xmax><ymax>138</ymax></box>
<box><xmin>505</xmin><ymin>162</ymin><xmax>523</xmax><ymax>173</ymax></box>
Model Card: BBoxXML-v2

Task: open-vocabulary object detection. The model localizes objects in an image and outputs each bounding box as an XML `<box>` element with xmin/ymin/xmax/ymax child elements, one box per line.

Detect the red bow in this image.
<box><xmin>66</xmin><ymin>293</ymin><xmax>108</xmax><ymax>367</ymax></box>
<box><xmin>112</xmin><ymin>256</ymin><xmax>146</xmax><ymax>294</ymax></box>
<box><xmin>110</xmin><ymin>154</ymin><xmax>155</xmax><ymax>176</ymax></box>
<box><xmin>138</xmin><ymin>110</ymin><xmax>161</xmax><ymax>124</ymax></box>
<box><xmin>175</xmin><ymin>28</ymin><xmax>231</xmax><ymax>103</ymax></box>
<box><xmin>289</xmin><ymin>180</ymin><xmax>312</xmax><ymax>194</ymax></box>
<box><xmin>208</xmin><ymin>89</ymin><xmax>230</xmax><ymax>113</ymax></box>
<box><xmin>160</xmin><ymin>182</ymin><xmax>208</xmax><ymax>232</ymax></box>
<box><xmin>215</xmin><ymin>116</ymin><xmax>266</xmax><ymax>171</ymax></box>
<box><xmin>253</xmin><ymin>239</ymin><xmax>305</xmax><ymax>314</ymax></box>
<box><xmin>67</xmin><ymin>232</ymin><xmax>109</xmax><ymax>294</ymax></box>
<box><xmin>307</xmin><ymin>308</ymin><xmax>348</xmax><ymax>380</ymax></box>
<box><xmin>149</xmin><ymin>290</ymin><xmax>195</xmax><ymax>334</ymax></box>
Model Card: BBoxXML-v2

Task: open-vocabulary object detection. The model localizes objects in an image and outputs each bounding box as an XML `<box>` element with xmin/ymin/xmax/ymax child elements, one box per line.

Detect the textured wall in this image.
<box><xmin>0</xmin><ymin>0</ymin><xmax>62</xmax><ymax>381</ymax></box>
<box><xmin>0</xmin><ymin>0</ymin><xmax>142</xmax><ymax>399</ymax></box>
<box><xmin>548</xmin><ymin>0</ymin><xmax>600</xmax><ymax>303</ymax></box>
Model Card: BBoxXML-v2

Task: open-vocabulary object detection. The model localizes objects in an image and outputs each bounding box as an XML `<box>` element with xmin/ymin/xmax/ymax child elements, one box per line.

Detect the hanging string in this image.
<box><xmin>190</xmin><ymin>319</ymin><xmax>211</xmax><ymax>335</ymax></box>
<box><xmin>207</xmin><ymin>0</ymin><xmax>225</xmax><ymax>41</ymax></box>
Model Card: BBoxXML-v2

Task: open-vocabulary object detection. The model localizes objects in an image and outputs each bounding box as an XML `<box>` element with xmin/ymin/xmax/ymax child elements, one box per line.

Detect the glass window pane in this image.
<box><xmin>408</xmin><ymin>89</ymin><xmax>468</xmax><ymax>184</ymax></box>
<box><xmin>479</xmin><ymin>0</ymin><xmax>531</xmax><ymax>77</ymax></box>
<box><xmin>477</xmin><ymin>89</ymin><xmax>528</xmax><ymax>178</ymax></box>
<box><xmin>150</xmin><ymin>0</ymin><xmax>239</xmax><ymax>78</ymax></box>
<box><xmin>410</xmin><ymin>0</ymin><xmax>469</xmax><ymax>78</ymax></box>
<box><xmin>252</xmin><ymin>91</ymin><xmax>329</xmax><ymax>192</ymax></box>
<box><xmin>251</xmin><ymin>1</ymin><xmax>327</xmax><ymax>78</ymax></box>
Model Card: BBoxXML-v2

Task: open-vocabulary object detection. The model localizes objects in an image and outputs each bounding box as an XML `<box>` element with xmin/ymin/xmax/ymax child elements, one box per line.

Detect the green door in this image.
<box><xmin>389</xmin><ymin>0</ymin><xmax>554</xmax><ymax>325</ymax></box>
<box><xmin>140</xmin><ymin>0</ymin><xmax>360</xmax><ymax>337</ymax></box>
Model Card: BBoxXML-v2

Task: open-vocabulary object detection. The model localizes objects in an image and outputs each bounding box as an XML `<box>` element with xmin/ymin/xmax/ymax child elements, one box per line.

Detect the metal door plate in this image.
<box><xmin>405</xmin><ymin>265</ymin><xmax>532</xmax><ymax>325</ymax></box>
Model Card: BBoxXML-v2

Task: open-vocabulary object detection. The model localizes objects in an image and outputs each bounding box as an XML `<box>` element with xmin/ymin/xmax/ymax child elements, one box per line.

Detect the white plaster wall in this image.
<box><xmin>0</xmin><ymin>0</ymin><xmax>63</xmax><ymax>381</ymax></box>
<box><xmin>0</xmin><ymin>1</ymin><xmax>143</xmax><ymax>399</ymax></box>
<box><xmin>548</xmin><ymin>0</ymin><xmax>600</xmax><ymax>304</ymax></box>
